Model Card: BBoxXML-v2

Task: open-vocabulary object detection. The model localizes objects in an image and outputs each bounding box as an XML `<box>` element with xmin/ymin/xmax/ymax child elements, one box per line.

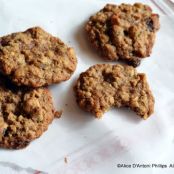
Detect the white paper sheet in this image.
<box><xmin>0</xmin><ymin>0</ymin><xmax>174</xmax><ymax>174</ymax></box>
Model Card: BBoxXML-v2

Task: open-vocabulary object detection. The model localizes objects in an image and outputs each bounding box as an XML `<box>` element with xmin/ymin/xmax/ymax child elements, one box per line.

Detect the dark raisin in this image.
<box><xmin>146</xmin><ymin>18</ymin><xmax>154</xmax><ymax>32</ymax></box>
<box><xmin>124</xmin><ymin>30</ymin><xmax>129</xmax><ymax>36</ymax></box>
<box><xmin>102</xmin><ymin>72</ymin><xmax>115</xmax><ymax>83</ymax></box>
<box><xmin>127</xmin><ymin>58</ymin><xmax>141</xmax><ymax>67</ymax></box>
<box><xmin>0</xmin><ymin>39</ymin><xmax>9</xmax><ymax>47</ymax></box>
<box><xmin>2</xmin><ymin>128</ymin><xmax>7</xmax><ymax>136</ymax></box>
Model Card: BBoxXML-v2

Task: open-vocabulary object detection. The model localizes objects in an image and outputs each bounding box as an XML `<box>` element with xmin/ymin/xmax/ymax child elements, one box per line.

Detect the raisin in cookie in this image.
<box><xmin>85</xmin><ymin>3</ymin><xmax>160</xmax><ymax>67</ymax></box>
<box><xmin>74</xmin><ymin>64</ymin><xmax>154</xmax><ymax>119</ymax></box>
<box><xmin>0</xmin><ymin>75</ymin><xmax>58</xmax><ymax>149</ymax></box>
<box><xmin>0</xmin><ymin>27</ymin><xmax>77</xmax><ymax>87</ymax></box>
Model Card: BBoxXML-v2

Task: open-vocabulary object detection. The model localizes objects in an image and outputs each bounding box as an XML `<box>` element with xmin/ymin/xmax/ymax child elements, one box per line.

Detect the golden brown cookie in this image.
<box><xmin>0</xmin><ymin>75</ymin><xmax>58</xmax><ymax>149</ymax></box>
<box><xmin>85</xmin><ymin>3</ymin><xmax>160</xmax><ymax>67</ymax></box>
<box><xmin>74</xmin><ymin>64</ymin><xmax>154</xmax><ymax>119</ymax></box>
<box><xmin>0</xmin><ymin>27</ymin><xmax>77</xmax><ymax>87</ymax></box>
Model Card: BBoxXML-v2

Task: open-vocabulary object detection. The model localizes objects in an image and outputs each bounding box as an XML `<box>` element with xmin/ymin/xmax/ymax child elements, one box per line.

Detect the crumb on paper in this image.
<box><xmin>54</xmin><ymin>110</ymin><xmax>62</xmax><ymax>118</ymax></box>
<box><xmin>64</xmin><ymin>157</ymin><xmax>68</xmax><ymax>164</ymax></box>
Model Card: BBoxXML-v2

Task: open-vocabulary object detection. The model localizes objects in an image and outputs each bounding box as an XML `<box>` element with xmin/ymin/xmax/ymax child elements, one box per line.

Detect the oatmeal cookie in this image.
<box><xmin>85</xmin><ymin>3</ymin><xmax>160</xmax><ymax>67</ymax></box>
<box><xmin>74</xmin><ymin>64</ymin><xmax>154</xmax><ymax>119</ymax></box>
<box><xmin>0</xmin><ymin>75</ymin><xmax>58</xmax><ymax>149</ymax></box>
<box><xmin>0</xmin><ymin>27</ymin><xmax>77</xmax><ymax>87</ymax></box>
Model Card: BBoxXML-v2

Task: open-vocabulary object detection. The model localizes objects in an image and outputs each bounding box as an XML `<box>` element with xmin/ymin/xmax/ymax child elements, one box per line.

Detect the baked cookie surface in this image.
<box><xmin>0</xmin><ymin>27</ymin><xmax>77</xmax><ymax>87</ymax></box>
<box><xmin>85</xmin><ymin>3</ymin><xmax>160</xmax><ymax>67</ymax></box>
<box><xmin>0</xmin><ymin>75</ymin><xmax>56</xmax><ymax>149</ymax></box>
<box><xmin>74</xmin><ymin>64</ymin><xmax>154</xmax><ymax>119</ymax></box>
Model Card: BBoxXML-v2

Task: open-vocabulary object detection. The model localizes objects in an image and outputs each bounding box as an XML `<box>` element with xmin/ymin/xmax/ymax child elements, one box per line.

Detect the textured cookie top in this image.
<box><xmin>74</xmin><ymin>64</ymin><xmax>154</xmax><ymax>119</ymax></box>
<box><xmin>85</xmin><ymin>3</ymin><xmax>160</xmax><ymax>67</ymax></box>
<box><xmin>0</xmin><ymin>27</ymin><xmax>77</xmax><ymax>87</ymax></box>
<box><xmin>0</xmin><ymin>76</ymin><xmax>57</xmax><ymax>149</ymax></box>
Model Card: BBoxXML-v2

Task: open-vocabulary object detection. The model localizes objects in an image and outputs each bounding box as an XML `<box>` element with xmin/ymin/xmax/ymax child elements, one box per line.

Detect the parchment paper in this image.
<box><xmin>0</xmin><ymin>0</ymin><xmax>174</xmax><ymax>173</ymax></box>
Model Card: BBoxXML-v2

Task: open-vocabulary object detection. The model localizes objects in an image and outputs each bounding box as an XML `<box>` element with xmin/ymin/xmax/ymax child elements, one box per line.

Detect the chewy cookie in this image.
<box><xmin>85</xmin><ymin>3</ymin><xmax>160</xmax><ymax>67</ymax></box>
<box><xmin>0</xmin><ymin>75</ymin><xmax>58</xmax><ymax>149</ymax></box>
<box><xmin>0</xmin><ymin>27</ymin><xmax>77</xmax><ymax>87</ymax></box>
<box><xmin>74</xmin><ymin>64</ymin><xmax>154</xmax><ymax>119</ymax></box>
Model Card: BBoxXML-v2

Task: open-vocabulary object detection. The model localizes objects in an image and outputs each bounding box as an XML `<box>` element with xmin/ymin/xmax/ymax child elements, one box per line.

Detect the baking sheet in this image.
<box><xmin>0</xmin><ymin>0</ymin><xmax>174</xmax><ymax>173</ymax></box>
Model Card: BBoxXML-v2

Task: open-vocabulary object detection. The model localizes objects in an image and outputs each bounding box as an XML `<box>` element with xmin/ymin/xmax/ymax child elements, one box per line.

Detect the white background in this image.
<box><xmin>0</xmin><ymin>0</ymin><xmax>174</xmax><ymax>173</ymax></box>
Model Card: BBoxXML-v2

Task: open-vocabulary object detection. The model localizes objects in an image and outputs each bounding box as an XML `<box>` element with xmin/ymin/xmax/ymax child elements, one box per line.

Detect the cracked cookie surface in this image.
<box><xmin>85</xmin><ymin>3</ymin><xmax>160</xmax><ymax>67</ymax></box>
<box><xmin>0</xmin><ymin>75</ymin><xmax>57</xmax><ymax>149</ymax></box>
<box><xmin>0</xmin><ymin>27</ymin><xmax>77</xmax><ymax>87</ymax></box>
<box><xmin>74</xmin><ymin>64</ymin><xmax>154</xmax><ymax>119</ymax></box>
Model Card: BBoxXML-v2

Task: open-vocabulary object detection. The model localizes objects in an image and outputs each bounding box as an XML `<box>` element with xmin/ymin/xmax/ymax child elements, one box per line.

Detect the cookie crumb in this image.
<box><xmin>64</xmin><ymin>157</ymin><xmax>68</xmax><ymax>164</ymax></box>
<box><xmin>54</xmin><ymin>110</ymin><xmax>62</xmax><ymax>118</ymax></box>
